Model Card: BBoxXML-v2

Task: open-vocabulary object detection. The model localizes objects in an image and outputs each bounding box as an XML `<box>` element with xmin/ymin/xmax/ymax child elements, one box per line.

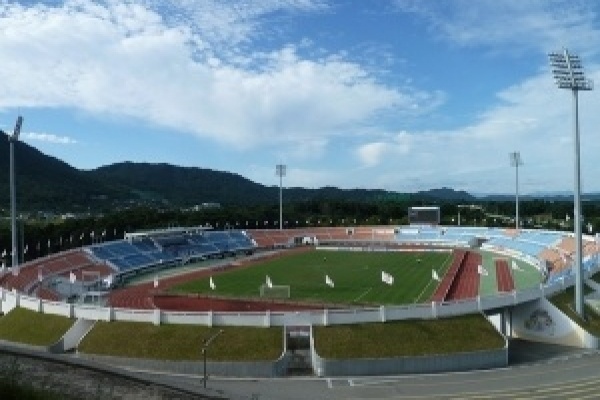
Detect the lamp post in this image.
<box><xmin>509</xmin><ymin>152</ymin><xmax>523</xmax><ymax>230</ymax></box>
<box><xmin>549</xmin><ymin>48</ymin><xmax>593</xmax><ymax>318</ymax></box>
<box><xmin>1</xmin><ymin>116</ymin><xmax>23</xmax><ymax>269</ymax></box>
<box><xmin>276</xmin><ymin>164</ymin><xmax>286</xmax><ymax>230</ymax></box>
<box><xmin>201</xmin><ymin>329</ymin><xmax>224</xmax><ymax>389</ymax></box>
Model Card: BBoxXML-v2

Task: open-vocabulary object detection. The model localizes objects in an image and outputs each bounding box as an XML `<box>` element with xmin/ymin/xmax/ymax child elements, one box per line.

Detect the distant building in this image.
<box><xmin>191</xmin><ymin>203</ymin><xmax>221</xmax><ymax>211</ymax></box>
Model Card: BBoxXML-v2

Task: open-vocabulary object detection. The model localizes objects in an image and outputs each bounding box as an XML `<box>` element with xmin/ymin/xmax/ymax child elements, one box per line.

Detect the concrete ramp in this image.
<box><xmin>48</xmin><ymin>318</ymin><xmax>96</xmax><ymax>354</ymax></box>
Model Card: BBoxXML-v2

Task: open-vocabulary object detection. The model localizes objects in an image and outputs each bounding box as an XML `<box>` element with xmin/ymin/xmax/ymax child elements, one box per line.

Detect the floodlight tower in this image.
<box><xmin>276</xmin><ymin>164</ymin><xmax>286</xmax><ymax>230</ymax></box>
<box><xmin>549</xmin><ymin>48</ymin><xmax>593</xmax><ymax>318</ymax></box>
<box><xmin>2</xmin><ymin>116</ymin><xmax>23</xmax><ymax>269</ymax></box>
<box><xmin>509</xmin><ymin>152</ymin><xmax>523</xmax><ymax>230</ymax></box>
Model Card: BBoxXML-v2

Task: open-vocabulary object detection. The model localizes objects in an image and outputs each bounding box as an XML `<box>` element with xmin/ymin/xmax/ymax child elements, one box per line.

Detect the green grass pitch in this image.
<box><xmin>171</xmin><ymin>249</ymin><xmax>455</xmax><ymax>305</ymax></box>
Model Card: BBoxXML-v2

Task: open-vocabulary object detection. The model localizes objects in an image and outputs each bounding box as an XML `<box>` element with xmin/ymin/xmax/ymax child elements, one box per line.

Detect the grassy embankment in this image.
<box><xmin>0</xmin><ymin>308</ymin><xmax>503</xmax><ymax>360</ymax></box>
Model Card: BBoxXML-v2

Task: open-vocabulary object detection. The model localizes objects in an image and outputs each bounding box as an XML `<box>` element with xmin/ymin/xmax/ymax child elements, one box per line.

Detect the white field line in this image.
<box><xmin>414</xmin><ymin>251</ymin><xmax>454</xmax><ymax>303</ymax></box>
<box><xmin>414</xmin><ymin>280</ymin><xmax>433</xmax><ymax>303</ymax></box>
<box><xmin>353</xmin><ymin>287</ymin><xmax>372</xmax><ymax>302</ymax></box>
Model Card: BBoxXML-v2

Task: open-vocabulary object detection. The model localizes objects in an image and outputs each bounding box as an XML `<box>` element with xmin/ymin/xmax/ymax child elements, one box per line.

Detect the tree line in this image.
<box><xmin>0</xmin><ymin>199</ymin><xmax>598</xmax><ymax>266</ymax></box>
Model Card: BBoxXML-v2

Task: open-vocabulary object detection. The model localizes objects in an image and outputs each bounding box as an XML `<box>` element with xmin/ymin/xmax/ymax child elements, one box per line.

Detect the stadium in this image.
<box><xmin>1</xmin><ymin>204</ymin><xmax>599</xmax><ymax>378</ymax></box>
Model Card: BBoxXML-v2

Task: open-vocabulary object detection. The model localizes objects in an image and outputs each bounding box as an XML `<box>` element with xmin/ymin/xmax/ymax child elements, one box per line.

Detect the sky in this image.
<box><xmin>1</xmin><ymin>0</ymin><xmax>600</xmax><ymax>195</ymax></box>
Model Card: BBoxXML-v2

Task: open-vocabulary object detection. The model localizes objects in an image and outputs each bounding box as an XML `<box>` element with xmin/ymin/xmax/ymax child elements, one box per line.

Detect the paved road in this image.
<box><xmin>4</xmin><ymin>338</ymin><xmax>599</xmax><ymax>399</ymax></box>
<box><xmin>126</xmin><ymin>339</ymin><xmax>600</xmax><ymax>400</ymax></box>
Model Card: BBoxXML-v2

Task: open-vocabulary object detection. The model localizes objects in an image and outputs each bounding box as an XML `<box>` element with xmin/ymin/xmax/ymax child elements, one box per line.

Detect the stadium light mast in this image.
<box><xmin>549</xmin><ymin>48</ymin><xmax>593</xmax><ymax>318</ymax></box>
<box><xmin>509</xmin><ymin>152</ymin><xmax>523</xmax><ymax>230</ymax></box>
<box><xmin>1</xmin><ymin>116</ymin><xmax>23</xmax><ymax>269</ymax></box>
<box><xmin>276</xmin><ymin>164</ymin><xmax>286</xmax><ymax>230</ymax></box>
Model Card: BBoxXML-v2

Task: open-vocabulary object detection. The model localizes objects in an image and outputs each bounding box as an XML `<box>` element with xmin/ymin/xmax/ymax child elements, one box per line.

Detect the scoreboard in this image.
<box><xmin>408</xmin><ymin>206</ymin><xmax>440</xmax><ymax>225</ymax></box>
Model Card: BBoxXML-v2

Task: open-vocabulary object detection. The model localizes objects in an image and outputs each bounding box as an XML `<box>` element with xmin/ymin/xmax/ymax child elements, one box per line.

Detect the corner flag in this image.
<box><xmin>381</xmin><ymin>271</ymin><xmax>393</xmax><ymax>285</ymax></box>
<box><xmin>325</xmin><ymin>274</ymin><xmax>335</xmax><ymax>288</ymax></box>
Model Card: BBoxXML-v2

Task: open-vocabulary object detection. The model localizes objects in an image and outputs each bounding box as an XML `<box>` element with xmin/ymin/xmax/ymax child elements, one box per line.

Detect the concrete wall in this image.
<box><xmin>511</xmin><ymin>297</ymin><xmax>598</xmax><ymax>348</ymax></box>
<box><xmin>310</xmin><ymin>341</ymin><xmax>507</xmax><ymax>377</ymax></box>
<box><xmin>0</xmin><ymin>284</ymin><xmax>570</xmax><ymax>328</ymax></box>
<box><xmin>77</xmin><ymin>352</ymin><xmax>289</xmax><ymax>378</ymax></box>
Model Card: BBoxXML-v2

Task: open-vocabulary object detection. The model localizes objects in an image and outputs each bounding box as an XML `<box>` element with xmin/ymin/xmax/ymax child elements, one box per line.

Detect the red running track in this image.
<box><xmin>446</xmin><ymin>251</ymin><xmax>481</xmax><ymax>301</ymax></box>
<box><xmin>495</xmin><ymin>259</ymin><xmax>515</xmax><ymax>292</ymax></box>
<box><xmin>431</xmin><ymin>250</ymin><xmax>465</xmax><ymax>302</ymax></box>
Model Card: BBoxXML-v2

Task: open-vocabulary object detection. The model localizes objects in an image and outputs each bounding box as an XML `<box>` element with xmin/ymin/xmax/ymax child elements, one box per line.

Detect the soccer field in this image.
<box><xmin>171</xmin><ymin>249</ymin><xmax>455</xmax><ymax>305</ymax></box>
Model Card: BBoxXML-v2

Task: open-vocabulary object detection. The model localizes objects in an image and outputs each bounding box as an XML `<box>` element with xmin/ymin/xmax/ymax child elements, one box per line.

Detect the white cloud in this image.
<box><xmin>0</xmin><ymin>1</ymin><xmax>437</xmax><ymax>159</ymax></box>
<box><xmin>395</xmin><ymin>0</ymin><xmax>600</xmax><ymax>55</ymax></box>
<box><xmin>23</xmin><ymin>132</ymin><xmax>77</xmax><ymax>144</ymax></box>
<box><xmin>142</xmin><ymin>0</ymin><xmax>329</xmax><ymax>50</ymax></box>
<box><xmin>356</xmin><ymin>132</ymin><xmax>413</xmax><ymax>168</ymax></box>
<box><xmin>346</xmin><ymin>63</ymin><xmax>600</xmax><ymax>194</ymax></box>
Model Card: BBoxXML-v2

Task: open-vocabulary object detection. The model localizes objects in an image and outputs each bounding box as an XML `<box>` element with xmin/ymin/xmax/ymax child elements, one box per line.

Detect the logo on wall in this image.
<box><xmin>524</xmin><ymin>309</ymin><xmax>555</xmax><ymax>336</ymax></box>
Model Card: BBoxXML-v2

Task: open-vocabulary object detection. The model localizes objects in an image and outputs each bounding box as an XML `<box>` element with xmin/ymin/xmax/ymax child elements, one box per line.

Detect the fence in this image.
<box><xmin>0</xmin><ymin>276</ymin><xmax>573</xmax><ymax>327</ymax></box>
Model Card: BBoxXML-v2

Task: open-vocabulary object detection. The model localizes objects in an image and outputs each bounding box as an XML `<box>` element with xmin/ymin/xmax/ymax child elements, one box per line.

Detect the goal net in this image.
<box><xmin>81</xmin><ymin>270</ymin><xmax>101</xmax><ymax>288</ymax></box>
<box><xmin>259</xmin><ymin>284</ymin><xmax>291</xmax><ymax>299</ymax></box>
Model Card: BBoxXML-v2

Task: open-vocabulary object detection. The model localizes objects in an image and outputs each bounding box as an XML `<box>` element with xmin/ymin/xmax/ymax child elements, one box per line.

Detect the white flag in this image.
<box><xmin>432</xmin><ymin>269</ymin><xmax>440</xmax><ymax>281</ymax></box>
<box><xmin>69</xmin><ymin>271</ymin><xmax>76</xmax><ymax>283</ymax></box>
<box><xmin>266</xmin><ymin>275</ymin><xmax>273</xmax><ymax>289</ymax></box>
<box><xmin>381</xmin><ymin>271</ymin><xmax>393</xmax><ymax>285</ymax></box>
<box><xmin>154</xmin><ymin>276</ymin><xmax>159</xmax><ymax>288</ymax></box>
<box><xmin>38</xmin><ymin>269</ymin><xmax>43</xmax><ymax>282</ymax></box>
<box><xmin>209</xmin><ymin>276</ymin><xmax>216</xmax><ymax>290</ymax></box>
<box><xmin>325</xmin><ymin>274</ymin><xmax>335</xmax><ymax>288</ymax></box>
<box><xmin>477</xmin><ymin>265</ymin><xmax>488</xmax><ymax>276</ymax></box>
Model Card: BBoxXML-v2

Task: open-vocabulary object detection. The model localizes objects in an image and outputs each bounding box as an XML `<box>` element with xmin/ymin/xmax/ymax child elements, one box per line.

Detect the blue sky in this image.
<box><xmin>1</xmin><ymin>0</ymin><xmax>600</xmax><ymax>195</ymax></box>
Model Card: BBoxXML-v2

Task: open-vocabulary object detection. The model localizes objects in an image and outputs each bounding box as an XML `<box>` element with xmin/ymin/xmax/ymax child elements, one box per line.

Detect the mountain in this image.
<box><xmin>0</xmin><ymin>134</ymin><xmax>499</xmax><ymax>211</ymax></box>
<box><xmin>0</xmin><ymin>133</ymin><xmax>128</xmax><ymax>211</ymax></box>
<box><xmin>87</xmin><ymin>162</ymin><xmax>275</xmax><ymax>205</ymax></box>
<box><xmin>86</xmin><ymin>163</ymin><xmax>404</xmax><ymax>206</ymax></box>
<box><xmin>415</xmin><ymin>187</ymin><xmax>475</xmax><ymax>202</ymax></box>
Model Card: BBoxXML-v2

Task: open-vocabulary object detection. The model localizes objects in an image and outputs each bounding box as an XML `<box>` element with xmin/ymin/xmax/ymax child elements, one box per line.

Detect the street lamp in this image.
<box><xmin>1</xmin><ymin>116</ymin><xmax>23</xmax><ymax>269</ymax></box>
<box><xmin>201</xmin><ymin>329</ymin><xmax>224</xmax><ymax>388</ymax></box>
<box><xmin>276</xmin><ymin>164</ymin><xmax>286</xmax><ymax>230</ymax></box>
<box><xmin>509</xmin><ymin>152</ymin><xmax>523</xmax><ymax>230</ymax></box>
<box><xmin>549</xmin><ymin>48</ymin><xmax>593</xmax><ymax>318</ymax></box>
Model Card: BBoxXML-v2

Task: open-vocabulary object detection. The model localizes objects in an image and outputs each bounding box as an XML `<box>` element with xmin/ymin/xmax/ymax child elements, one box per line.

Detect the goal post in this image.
<box><xmin>81</xmin><ymin>270</ymin><xmax>101</xmax><ymax>287</ymax></box>
<box><xmin>259</xmin><ymin>284</ymin><xmax>291</xmax><ymax>299</ymax></box>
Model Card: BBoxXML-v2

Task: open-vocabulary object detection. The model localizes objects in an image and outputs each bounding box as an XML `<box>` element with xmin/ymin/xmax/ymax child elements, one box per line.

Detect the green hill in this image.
<box><xmin>0</xmin><ymin>133</ymin><xmax>474</xmax><ymax>211</ymax></box>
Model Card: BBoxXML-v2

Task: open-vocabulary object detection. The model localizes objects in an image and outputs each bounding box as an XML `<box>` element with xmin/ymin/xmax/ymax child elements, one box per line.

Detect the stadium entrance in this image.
<box><xmin>285</xmin><ymin>325</ymin><xmax>312</xmax><ymax>375</ymax></box>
